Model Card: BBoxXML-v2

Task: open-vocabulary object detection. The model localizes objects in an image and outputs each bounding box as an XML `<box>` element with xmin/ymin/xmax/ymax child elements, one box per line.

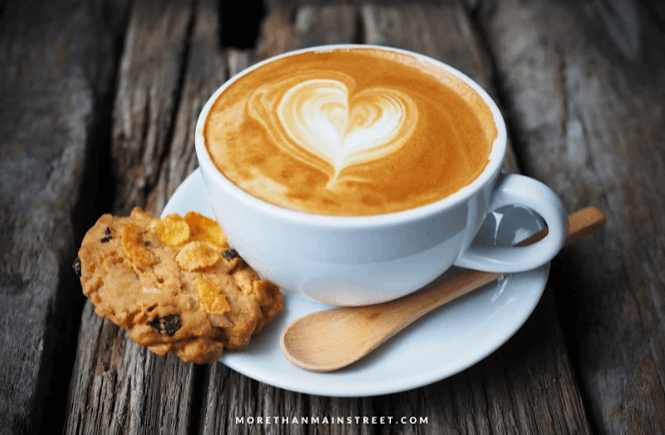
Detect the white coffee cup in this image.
<box><xmin>195</xmin><ymin>45</ymin><xmax>568</xmax><ymax>306</ymax></box>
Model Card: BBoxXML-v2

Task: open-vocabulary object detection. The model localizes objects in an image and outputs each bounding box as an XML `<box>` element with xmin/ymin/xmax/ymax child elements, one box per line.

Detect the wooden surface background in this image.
<box><xmin>1</xmin><ymin>0</ymin><xmax>664</xmax><ymax>434</ymax></box>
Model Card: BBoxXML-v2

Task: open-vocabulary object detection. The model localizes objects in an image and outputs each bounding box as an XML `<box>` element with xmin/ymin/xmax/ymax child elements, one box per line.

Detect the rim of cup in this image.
<box><xmin>195</xmin><ymin>44</ymin><xmax>507</xmax><ymax>228</ymax></box>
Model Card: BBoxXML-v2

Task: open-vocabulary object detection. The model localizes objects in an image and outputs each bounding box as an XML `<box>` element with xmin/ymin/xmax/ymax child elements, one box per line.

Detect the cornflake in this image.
<box><xmin>176</xmin><ymin>241</ymin><xmax>221</xmax><ymax>271</ymax></box>
<box><xmin>149</xmin><ymin>214</ymin><xmax>190</xmax><ymax>246</ymax></box>
<box><xmin>185</xmin><ymin>211</ymin><xmax>228</xmax><ymax>247</ymax></box>
<box><xmin>121</xmin><ymin>222</ymin><xmax>156</xmax><ymax>266</ymax></box>
<box><xmin>195</xmin><ymin>278</ymin><xmax>231</xmax><ymax>316</ymax></box>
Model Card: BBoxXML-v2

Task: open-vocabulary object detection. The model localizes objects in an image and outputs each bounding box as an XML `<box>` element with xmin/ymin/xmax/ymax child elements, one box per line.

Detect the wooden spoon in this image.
<box><xmin>280</xmin><ymin>207</ymin><xmax>606</xmax><ymax>372</ymax></box>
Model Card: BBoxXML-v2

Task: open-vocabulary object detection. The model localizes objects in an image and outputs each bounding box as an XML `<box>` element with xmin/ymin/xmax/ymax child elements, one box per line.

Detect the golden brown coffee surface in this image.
<box><xmin>204</xmin><ymin>47</ymin><xmax>497</xmax><ymax>216</ymax></box>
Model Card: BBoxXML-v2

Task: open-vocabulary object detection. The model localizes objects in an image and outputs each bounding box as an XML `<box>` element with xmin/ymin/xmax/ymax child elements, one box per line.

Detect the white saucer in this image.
<box><xmin>163</xmin><ymin>169</ymin><xmax>549</xmax><ymax>397</ymax></box>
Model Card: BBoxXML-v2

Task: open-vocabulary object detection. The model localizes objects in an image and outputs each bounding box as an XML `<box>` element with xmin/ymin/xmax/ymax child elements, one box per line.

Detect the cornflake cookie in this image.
<box><xmin>74</xmin><ymin>207</ymin><xmax>282</xmax><ymax>364</ymax></box>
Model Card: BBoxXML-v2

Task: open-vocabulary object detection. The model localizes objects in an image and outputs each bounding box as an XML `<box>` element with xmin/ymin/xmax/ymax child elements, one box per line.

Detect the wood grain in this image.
<box><xmin>64</xmin><ymin>0</ymin><xmax>202</xmax><ymax>433</ymax></box>
<box><xmin>110</xmin><ymin>0</ymin><xmax>195</xmax><ymax>215</ymax></box>
<box><xmin>475</xmin><ymin>0</ymin><xmax>665</xmax><ymax>433</ymax></box>
<box><xmin>293</xmin><ymin>3</ymin><xmax>360</xmax><ymax>48</ymax></box>
<box><xmin>146</xmin><ymin>0</ymin><xmax>228</xmax><ymax>214</ymax></box>
<box><xmin>0</xmin><ymin>0</ymin><xmax>128</xmax><ymax>433</ymax></box>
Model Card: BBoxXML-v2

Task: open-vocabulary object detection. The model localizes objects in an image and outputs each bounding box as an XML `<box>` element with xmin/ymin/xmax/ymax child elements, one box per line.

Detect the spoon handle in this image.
<box><xmin>336</xmin><ymin>206</ymin><xmax>606</xmax><ymax>339</ymax></box>
<box><xmin>280</xmin><ymin>207</ymin><xmax>606</xmax><ymax>372</ymax></box>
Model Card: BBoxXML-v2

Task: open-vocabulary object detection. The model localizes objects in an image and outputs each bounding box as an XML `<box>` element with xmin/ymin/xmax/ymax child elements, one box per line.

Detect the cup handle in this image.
<box><xmin>454</xmin><ymin>172</ymin><xmax>568</xmax><ymax>272</ymax></box>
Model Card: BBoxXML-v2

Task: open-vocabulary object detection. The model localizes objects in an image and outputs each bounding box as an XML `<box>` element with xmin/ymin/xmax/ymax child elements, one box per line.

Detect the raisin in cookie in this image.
<box><xmin>74</xmin><ymin>207</ymin><xmax>282</xmax><ymax>364</ymax></box>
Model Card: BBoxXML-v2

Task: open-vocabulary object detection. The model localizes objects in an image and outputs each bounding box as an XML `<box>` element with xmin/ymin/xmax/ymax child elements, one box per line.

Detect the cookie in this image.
<box><xmin>74</xmin><ymin>207</ymin><xmax>282</xmax><ymax>364</ymax></box>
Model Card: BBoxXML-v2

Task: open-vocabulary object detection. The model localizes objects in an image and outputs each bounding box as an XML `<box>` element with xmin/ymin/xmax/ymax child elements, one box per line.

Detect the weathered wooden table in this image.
<box><xmin>2</xmin><ymin>0</ymin><xmax>664</xmax><ymax>433</ymax></box>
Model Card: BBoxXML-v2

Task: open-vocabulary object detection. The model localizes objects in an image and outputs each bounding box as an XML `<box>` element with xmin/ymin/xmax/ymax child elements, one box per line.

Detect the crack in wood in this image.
<box><xmin>220</xmin><ymin>0</ymin><xmax>266</xmax><ymax>49</ymax></box>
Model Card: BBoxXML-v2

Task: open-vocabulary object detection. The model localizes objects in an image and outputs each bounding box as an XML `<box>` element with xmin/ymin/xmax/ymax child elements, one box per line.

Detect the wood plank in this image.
<box><xmin>255</xmin><ymin>0</ymin><xmax>298</xmax><ymax>60</ymax></box>
<box><xmin>64</xmin><ymin>0</ymin><xmax>205</xmax><ymax>433</ymax></box>
<box><xmin>65</xmin><ymin>303</ymin><xmax>198</xmax><ymax>435</ymax></box>
<box><xmin>474</xmin><ymin>0</ymin><xmax>665</xmax><ymax>433</ymax></box>
<box><xmin>292</xmin><ymin>3</ymin><xmax>360</xmax><ymax>48</ymax></box>
<box><xmin>110</xmin><ymin>0</ymin><xmax>195</xmax><ymax>215</ymax></box>
<box><xmin>0</xmin><ymin>0</ymin><xmax>129</xmax><ymax>433</ymax></box>
<box><xmin>146</xmin><ymin>0</ymin><xmax>229</xmax><ymax>213</ymax></box>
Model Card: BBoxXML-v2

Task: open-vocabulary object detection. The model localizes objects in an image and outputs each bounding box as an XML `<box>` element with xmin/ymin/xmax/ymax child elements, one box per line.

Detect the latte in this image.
<box><xmin>204</xmin><ymin>47</ymin><xmax>497</xmax><ymax>216</ymax></box>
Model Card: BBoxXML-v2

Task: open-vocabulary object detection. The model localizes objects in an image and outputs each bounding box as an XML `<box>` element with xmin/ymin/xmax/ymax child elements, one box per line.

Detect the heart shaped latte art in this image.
<box><xmin>248</xmin><ymin>72</ymin><xmax>418</xmax><ymax>185</ymax></box>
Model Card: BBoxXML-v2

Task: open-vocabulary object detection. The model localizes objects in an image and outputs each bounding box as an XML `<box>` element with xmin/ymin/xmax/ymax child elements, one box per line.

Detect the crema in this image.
<box><xmin>204</xmin><ymin>47</ymin><xmax>497</xmax><ymax>216</ymax></box>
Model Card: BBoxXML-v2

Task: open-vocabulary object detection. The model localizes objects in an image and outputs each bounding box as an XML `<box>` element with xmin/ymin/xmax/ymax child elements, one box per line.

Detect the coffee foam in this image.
<box><xmin>247</xmin><ymin>71</ymin><xmax>418</xmax><ymax>186</ymax></box>
<box><xmin>204</xmin><ymin>48</ymin><xmax>497</xmax><ymax>216</ymax></box>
